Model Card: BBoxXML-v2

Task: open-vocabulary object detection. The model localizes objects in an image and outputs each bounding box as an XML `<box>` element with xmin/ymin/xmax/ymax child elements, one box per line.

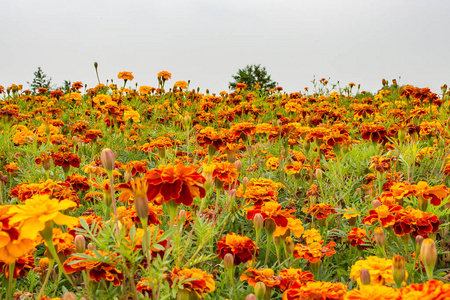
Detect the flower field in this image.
<box><xmin>0</xmin><ymin>72</ymin><xmax>449</xmax><ymax>300</ymax></box>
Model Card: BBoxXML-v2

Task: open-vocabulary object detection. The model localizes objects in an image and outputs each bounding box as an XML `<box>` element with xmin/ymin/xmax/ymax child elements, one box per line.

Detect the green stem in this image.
<box><xmin>264</xmin><ymin>233</ymin><xmax>273</xmax><ymax>267</ymax></box>
<box><xmin>37</xmin><ymin>258</ymin><xmax>55</xmax><ymax>299</ymax></box>
<box><xmin>7</xmin><ymin>263</ymin><xmax>16</xmax><ymax>300</ymax></box>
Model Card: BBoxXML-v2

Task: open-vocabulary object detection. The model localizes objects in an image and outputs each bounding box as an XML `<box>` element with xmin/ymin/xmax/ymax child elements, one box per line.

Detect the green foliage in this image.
<box><xmin>229</xmin><ymin>64</ymin><xmax>276</xmax><ymax>90</ymax></box>
<box><xmin>28</xmin><ymin>67</ymin><xmax>52</xmax><ymax>94</ymax></box>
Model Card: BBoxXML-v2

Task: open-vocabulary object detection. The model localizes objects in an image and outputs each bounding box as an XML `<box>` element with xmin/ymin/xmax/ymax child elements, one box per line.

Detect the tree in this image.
<box><xmin>28</xmin><ymin>67</ymin><xmax>52</xmax><ymax>94</ymax></box>
<box><xmin>229</xmin><ymin>64</ymin><xmax>277</xmax><ymax>91</ymax></box>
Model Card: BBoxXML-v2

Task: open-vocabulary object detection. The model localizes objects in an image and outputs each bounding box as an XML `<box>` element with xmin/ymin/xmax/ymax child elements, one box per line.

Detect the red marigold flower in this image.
<box><xmin>65</xmin><ymin>173</ymin><xmax>90</xmax><ymax>192</ymax></box>
<box><xmin>52</xmin><ymin>151</ymin><xmax>81</xmax><ymax>169</ymax></box>
<box><xmin>136</xmin><ymin>278</ymin><xmax>154</xmax><ymax>298</ymax></box>
<box><xmin>246</xmin><ymin>201</ymin><xmax>295</xmax><ymax>228</ymax></box>
<box><xmin>0</xmin><ymin>254</ymin><xmax>35</xmax><ymax>279</ymax></box>
<box><xmin>277</xmin><ymin>268</ymin><xmax>314</xmax><ymax>291</ymax></box>
<box><xmin>400</xmin><ymin>280</ymin><xmax>450</xmax><ymax>299</ymax></box>
<box><xmin>347</xmin><ymin>228</ymin><xmax>372</xmax><ymax>250</ymax></box>
<box><xmin>283</xmin><ymin>280</ymin><xmax>347</xmax><ymax>300</ymax></box>
<box><xmin>393</xmin><ymin>207</ymin><xmax>440</xmax><ymax>238</ymax></box>
<box><xmin>144</xmin><ymin>164</ymin><xmax>206</xmax><ymax>206</ymax></box>
<box><xmin>303</xmin><ymin>203</ymin><xmax>336</xmax><ymax>219</ymax></box>
<box><xmin>63</xmin><ymin>250</ymin><xmax>123</xmax><ymax>286</ymax></box>
<box><xmin>412</xmin><ymin>181</ymin><xmax>449</xmax><ymax>206</ymax></box>
<box><xmin>363</xmin><ymin>204</ymin><xmax>403</xmax><ymax>227</ymax></box>
<box><xmin>216</xmin><ymin>232</ymin><xmax>258</xmax><ymax>265</ymax></box>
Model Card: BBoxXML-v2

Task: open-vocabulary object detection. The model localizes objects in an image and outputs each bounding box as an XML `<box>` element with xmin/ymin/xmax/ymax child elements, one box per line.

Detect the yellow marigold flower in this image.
<box><xmin>344</xmin><ymin>284</ymin><xmax>400</xmax><ymax>300</ymax></box>
<box><xmin>342</xmin><ymin>207</ymin><xmax>360</xmax><ymax>219</ymax></box>
<box><xmin>117</xmin><ymin>71</ymin><xmax>134</xmax><ymax>81</ymax></box>
<box><xmin>8</xmin><ymin>194</ymin><xmax>78</xmax><ymax>240</ymax></box>
<box><xmin>350</xmin><ymin>256</ymin><xmax>408</xmax><ymax>286</ymax></box>
<box><xmin>302</xmin><ymin>228</ymin><xmax>322</xmax><ymax>244</ymax></box>
<box><xmin>266</xmin><ymin>156</ymin><xmax>280</xmax><ymax>170</ymax></box>
<box><xmin>123</xmin><ymin>110</ymin><xmax>140</xmax><ymax>123</ymax></box>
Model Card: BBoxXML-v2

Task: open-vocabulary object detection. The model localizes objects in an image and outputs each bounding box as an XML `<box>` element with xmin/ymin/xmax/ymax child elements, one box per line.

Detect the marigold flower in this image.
<box><xmin>246</xmin><ymin>201</ymin><xmax>295</xmax><ymax>228</ymax></box>
<box><xmin>303</xmin><ymin>203</ymin><xmax>336</xmax><ymax>219</ymax></box>
<box><xmin>240</xmin><ymin>268</ymin><xmax>282</xmax><ymax>288</ymax></box>
<box><xmin>166</xmin><ymin>267</ymin><xmax>215</xmax><ymax>299</ymax></box>
<box><xmin>392</xmin><ymin>207</ymin><xmax>439</xmax><ymax>238</ymax></box>
<box><xmin>217</xmin><ymin>232</ymin><xmax>258</xmax><ymax>265</ymax></box>
<box><xmin>212</xmin><ymin>161</ymin><xmax>239</xmax><ymax>185</ymax></box>
<box><xmin>302</xmin><ymin>229</ymin><xmax>322</xmax><ymax>244</ymax></box>
<box><xmin>117</xmin><ymin>71</ymin><xmax>134</xmax><ymax>81</ymax></box>
<box><xmin>63</xmin><ymin>250</ymin><xmax>123</xmax><ymax>286</ymax></box>
<box><xmin>8</xmin><ymin>194</ymin><xmax>78</xmax><ymax>240</ymax></box>
<box><xmin>144</xmin><ymin>164</ymin><xmax>206</xmax><ymax>206</ymax></box>
<box><xmin>399</xmin><ymin>280</ymin><xmax>450</xmax><ymax>299</ymax></box>
<box><xmin>344</xmin><ymin>284</ymin><xmax>401</xmax><ymax>300</ymax></box>
<box><xmin>350</xmin><ymin>256</ymin><xmax>408</xmax><ymax>286</ymax></box>
<box><xmin>412</xmin><ymin>181</ymin><xmax>449</xmax><ymax>206</ymax></box>
<box><xmin>363</xmin><ymin>204</ymin><xmax>403</xmax><ymax>227</ymax></box>
<box><xmin>347</xmin><ymin>228</ymin><xmax>372</xmax><ymax>250</ymax></box>
<box><xmin>157</xmin><ymin>71</ymin><xmax>172</xmax><ymax>81</ymax></box>
<box><xmin>277</xmin><ymin>268</ymin><xmax>314</xmax><ymax>291</ymax></box>
<box><xmin>0</xmin><ymin>254</ymin><xmax>35</xmax><ymax>279</ymax></box>
<box><xmin>293</xmin><ymin>241</ymin><xmax>336</xmax><ymax>263</ymax></box>
<box><xmin>283</xmin><ymin>280</ymin><xmax>347</xmax><ymax>300</ymax></box>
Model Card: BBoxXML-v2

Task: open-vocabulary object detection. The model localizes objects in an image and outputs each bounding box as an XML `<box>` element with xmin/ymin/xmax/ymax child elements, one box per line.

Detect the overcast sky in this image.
<box><xmin>1</xmin><ymin>0</ymin><xmax>449</xmax><ymax>94</ymax></box>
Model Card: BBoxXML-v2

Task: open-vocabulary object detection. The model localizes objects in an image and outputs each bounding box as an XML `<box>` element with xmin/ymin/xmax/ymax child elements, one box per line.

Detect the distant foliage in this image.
<box><xmin>229</xmin><ymin>64</ymin><xmax>276</xmax><ymax>91</ymax></box>
<box><xmin>28</xmin><ymin>67</ymin><xmax>52</xmax><ymax>94</ymax></box>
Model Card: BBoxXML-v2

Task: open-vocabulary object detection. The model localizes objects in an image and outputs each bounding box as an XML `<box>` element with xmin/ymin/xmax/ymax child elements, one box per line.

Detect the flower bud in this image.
<box><xmin>374</xmin><ymin>227</ymin><xmax>385</xmax><ymax>247</ymax></box>
<box><xmin>179</xmin><ymin>209</ymin><xmax>187</xmax><ymax>226</ymax></box>
<box><xmin>74</xmin><ymin>235</ymin><xmax>86</xmax><ymax>254</ymax></box>
<box><xmin>372</xmin><ymin>200</ymin><xmax>381</xmax><ymax>209</ymax></box>
<box><xmin>94</xmin><ymin>62</ymin><xmax>98</xmax><ymax>69</ymax></box>
<box><xmin>421</xmin><ymin>238</ymin><xmax>437</xmax><ymax>280</ymax></box>
<box><xmin>356</xmin><ymin>188</ymin><xmax>362</xmax><ymax>197</ymax></box>
<box><xmin>87</xmin><ymin>242</ymin><xmax>96</xmax><ymax>251</ymax></box>
<box><xmin>315</xmin><ymin>169</ymin><xmax>323</xmax><ymax>181</ymax></box>
<box><xmin>264</xmin><ymin>218</ymin><xmax>277</xmax><ymax>235</ymax></box>
<box><xmin>234</xmin><ymin>160</ymin><xmax>242</xmax><ymax>172</ymax></box>
<box><xmin>62</xmin><ymin>292</ymin><xmax>77</xmax><ymax>300</ymax></box>
<box><xmin>285</xmin><ymin>236</ymin><xmax>294</xmax><ymax>256</ymax></box>
<box><xmin>246</xmin><ymin>294</ymin><xmax>257</xmax><ymax>300</ymax></box>
<box><xmin>392</xmin><ymin>255</ymin><xmax>406</xmax><ymax>288</ymax></box>
<box><xmin>224</xmin><ymin>253</ymin><xmax>234</xmax><ymax>270</ymax></box>
<box><xmin>242</xmin><ymin>176</ymin><xmax>249</xmax><ymax>187</ymax></box>
<box><xmin>360</xmin><ymin>268</ymin><xmax>371</xmax><ymax>285</ymax></box>
<box><xmin>273</xmin><ymin>235</ymin><xmax>282</xmax><ymax>247</ymax></box>
<box><xmin>124</xmin><ymin>170</ymin><xmax>132</xmax><ymax>182</ymax></box>
<box><xmin>100</xmin><ymin>148</ymin><xmax>115</xmax><ymax>172</ymax></box>
<box><xmin>415</xmin><ymin>235</ymin><xmax>424</xmax><ymax>247</ymax></box>
<box><xmin>254</xmin><ymin>282</ymin><xmax>266</xmax><ymax>300</ymax></box>
<box><xmin>253</xmin><ymin>214</ymin><xmax>264</xmax><ymax>231</ymax></box>
<box><xmin>135</xmin><ymin>195</ymin><xmax>149</xmax><ymax>223</ymax></box>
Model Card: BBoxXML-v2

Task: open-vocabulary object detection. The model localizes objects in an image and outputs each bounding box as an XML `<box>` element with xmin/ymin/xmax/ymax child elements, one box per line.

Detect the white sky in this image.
<box><xmin>1</xmin><ymin>0</ymin><xmax>450</xmax><ymax>94</ymax></box>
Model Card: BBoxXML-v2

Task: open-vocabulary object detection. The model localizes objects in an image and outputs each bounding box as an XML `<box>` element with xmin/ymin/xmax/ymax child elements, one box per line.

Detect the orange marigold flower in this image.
<box><xmin>166</xmin><ymin>267</ymin><xmax>215</xmax><ymax>299</ymax></box>
<box><xmin>51</xmin><ymin>151</ymin><xmax>81</xmax><ymax>169</ymax></box>
<box><xmin>0</xmin><ymin>254</ymin><xmax>35</xmax><ymax>279</ymax></box>
<box><xmin>399</xmin><ymin>280</ymin><xmax>450</xmax><ymax>300</ymax></box>
<box><xmin>229</xmin><ymin>121</ymin><xmax>256</xmax><ymax>140</ymax></box>
<box><xmin>174</xmin><ymin>81</ymin><xmax>188</xmax><ymax>90</ymax></box>
<box><xmin>369</xmin><ymin>156</ymin><xmax>392</xmax><ymax>173</ymax></box>
<box><xmin>136</xmin><ymin>278</ymin><xmax>154</xmax><ymax>298</ymax></box>
<box><xmin>360</xmin><ymin>122</ymin><xmax>388</xmax><ymax>142</ymax></box>
<box><xmin>302</xmin><ymin>229</ymin><xmax>322</xmax><ymax>245</ymax></box>
<box><xmin>347</xmin><ymin>228</ymin><xmax>372</xmax><ymax>250</ymax></box>
<box><xmin>293</xmin><ymin>241</ymin><xmax>336</xmax><ymax>263</ymax></box>
<box><xmin>350</xmin><ymin>256</ymin><xmax>407</xmax><ymax>286</ymax></box>
<box><xmin>274</xmin><ymin>217</ymin><xmax>304</xmax><ymax>238</ymax></box>
<box><xmin>389</xmin><ymin>181</ymin><xmax>415</xmax><ymax>200</ymax></box>
<box><xmin>246</xmin><ymin>201</ymin><xmax>295</xmax><ymax>228</ymax></box>
<box><xmin>283</xmin><ymin>280</ymin><xmax>347</xmax><ymax>300</ymax></box>
<box><xmin>196</xmin><ymin>127</ymin><xmax>224</xmax><ymax>150</ymax></box>
<box><xmin>393</xmin><ymin>207</ymin><xmax>439</xmax><ymax>238</ymax></box>
<box><xmin>65</xmin><ymin>173</ymin><xmax>90</xmax><ymax>192</ymax></box>
<box><xmin>64</xmin><ymin>250</ymin><xmax>123</xmax><ymax>286</ymax></box>
<box><xmin>303</xmin><ymin>203</ymin><xmax>336</xmax><ymax>219</ymax></box>
<box><xmin>344</xmin><ymin>285</ymin><xmax>401</xmax><ymax>300</ymax></box>
<box><xmin>157</xmin><ymin>71</ymin><xmax>171</xmax><ymax>81</ymax></box>
<box><xmin>145</xmin><ymin>164</ymin><xmax>206</xmax><ymax>206</ymax></box>
<box><xmin>212</xmin><ymin>161</ymin><xmax>239</xmax><ymax>185</ymax></box>
<box><xmin>412</xmin><ymin>181</ymin><xmax>449</xmax><ymax>206</ymax></box>
<box><xmin>266</xmin><ymin>156</ymin><xmax>280</xmax><ymax>170</ymax></box>
<box><xmin>236</xmin><ymin>178</ymin><xmax>282</xmax><ymax>206</ymax></box>
<box><xmin>277</xmin><ymin>268</ymin><xmax>314</xmax><ymax>291</ymax></box>
<box><xmin>363</xmin><ymin>204</ymin><xmax>403</xmax><ymax>227</ymax></box>
<box><xmin>117</xmin><ymin>71</ymin><xmax>134</xmax><ymax>81</ymax></box>
<box><xmin>240</xmin><ymin>268</ymin><xmax>282</xmax><ymax>288</ymax></box>
<box><xmin>47</xmin><ymin>227</ymin><xmax>75</xmax><ymax>256</ymax></box>
<box><xmin>217</xmin><ymin>233</ymin><xmax>258</xmax><ymax>265</ymax></box>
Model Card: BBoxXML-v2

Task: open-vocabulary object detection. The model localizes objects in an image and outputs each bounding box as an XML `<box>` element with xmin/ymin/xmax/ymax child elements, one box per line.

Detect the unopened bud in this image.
<box><xmin>253</xmin><ymin>213</ymin><xmax>264</xmax><ymax>231</ymax></box>
<box><xmin>100</xmin><ymin>148</ymin><xmax>115</xmax><ymax>172</ymax></box>
<box><xmin>62</xmin><ymin>292</ymin><xmax>77</xmax><ymax>300</ymax></box>
<box><xmin>87</xmin><ymin>242</ymin><xmax>96</xmax><ymax>251</ymax></box>
<box><xmin>234</xmin><ymin>160</ymin><xmax>242</xmax><ymax>172</ymax></box>
<box><xmin>315</xmin><ymin>169</ymin><xmax>323</xmax><ymax>181</ymax></box>
<box><xmin>421</xmin><ymin>238</ymin><xmax>437</xmax><ymax>280</ymax></box>
<box><xmin>242</xmin><ymin>177</ymin><xmax>249</xmax><ymax>187</ymax></box>
<box><xmin>264</xmin><ymin>218</ymin><xmax>277</xmax><ymax>235</ymax></box>
<box><xmin>94</xmin><ymin>62</ymin><xmax>98</xmax><ymax>69</ymax></box>
<box><xmin>273</xmin><ymin>235</ymin><xmax>282</xmax><ymax>247</ymax></box>
<box><xmin>372</xmin><ymin>200</ymin><xmax>381</xmax><ymax>209</ymax></box>
<box><xmin>179</xmin><ymin>209</ymin><xmax>187</xmax><ymax>225</ymax></box>
<box><xmin>246</xmin><ymin>294</ymin><xmax>257</xmax><ymax>300</ymax></box>
<box><xmin>374</xmin><ymin>227</ymin><xmax>385</xmax><ymax>247</ymax></box>
<box><xmin>74</xmin><ymin>235</ymin><xmax>86</xmax><ymax>253</ymax></box>
<box><xmin>224</xmin><ymin>253</ymin><xmax>234</xmax><ymax>270</ymax></box>
<box><xmin>360</xmin><ymin>268</ymin><xmax>371</xmax><ymax>285</ymax></box>
<box><xmin>415</xmin><ymin>235</ymin><xmax>424</xmax><ymax>247</ymax></box>
<box><xmin>135</xmin><ymin>196</ymin><xmax>149</xmax><ymax>222</ymax></box>
<box><xmin>254</xmin><ymin>282</ymin><xmax>266</xmax><ymax>299</ymax></box>
<box><xmin>392</xmin><ymin>255</ymin><xmax>406</xmax><ymax>288</ymax></box>
<box><xmin>285</xmin><ymin>236</ymin><xmax>294</xmax><ymax>256</ymax></box>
